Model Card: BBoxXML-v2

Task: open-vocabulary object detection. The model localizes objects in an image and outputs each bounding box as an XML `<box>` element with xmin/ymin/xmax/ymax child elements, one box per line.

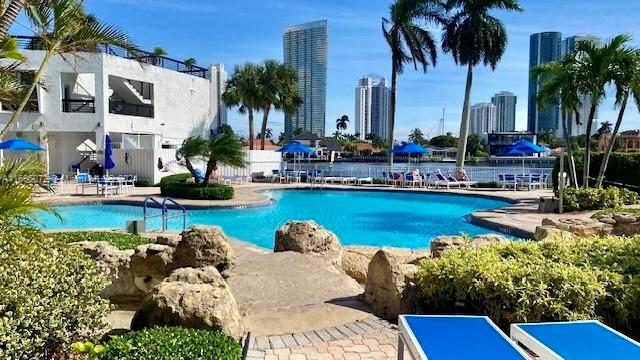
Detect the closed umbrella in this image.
<box><xmin>104</xmin><ymin>134</ymin><xmax>116</xmax><ymax>174</ymax></box>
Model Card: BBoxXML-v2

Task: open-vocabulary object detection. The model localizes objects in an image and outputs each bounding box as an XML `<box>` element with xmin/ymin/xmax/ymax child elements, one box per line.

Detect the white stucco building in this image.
<box><xmin>354</xmin><ymin>75</ymin><xmax>390</xmax><ymax>140</ymax></box>
<box><xmin>470</xmin><ymin>102</ymin><xmax>497</xmax><ymax>135</ymax></box>
<box><xmin>0</xmin><ymin>37</ymin><xmax>227</xmax><ymax>183</ymax></box>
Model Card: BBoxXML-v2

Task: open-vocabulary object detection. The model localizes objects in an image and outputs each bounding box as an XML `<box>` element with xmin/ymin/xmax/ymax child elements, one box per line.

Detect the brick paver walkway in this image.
<box><xmin>245</xmin><ymin>317</ymin><xmax>400</xmax><ymax>360</ymax></box>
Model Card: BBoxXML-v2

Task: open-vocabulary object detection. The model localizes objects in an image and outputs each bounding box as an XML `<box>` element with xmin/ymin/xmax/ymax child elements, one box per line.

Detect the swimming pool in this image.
<box><xmin>41</xmin><ymin>190</ymin><xmax>510</xmax><ymax>249</ymax></box>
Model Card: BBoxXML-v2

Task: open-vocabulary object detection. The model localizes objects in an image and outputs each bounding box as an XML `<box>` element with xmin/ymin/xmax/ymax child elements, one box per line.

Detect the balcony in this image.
<box><xmin>12</xmin><ymin>35</ymin><xmax>209</xmax><ymax>79</ymax></box>
<box><xmin>109</xmin><ymin>100</ymin><xmax>154</xmax><ymax>118</ymax></box>
<box><xmin>62</xmin><ymin>99</ymin><xmax>95</xmax><ymax>113</ymax></box>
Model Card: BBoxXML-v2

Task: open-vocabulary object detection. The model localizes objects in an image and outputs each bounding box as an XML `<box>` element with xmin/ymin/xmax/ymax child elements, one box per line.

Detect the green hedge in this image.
<box><xmin>0</xmin><ymin>226</ymin><xmax>111</xmax><ymax>358</ymax></box>
<box><xmin>553</xmin><ymin>152</ymin><xmax>640</xmax><ymax>190</ymax></box>
<box><xmin>160</xmin><ymin>173</ymin><xmax>234</xmax><ymax>200</ymax></box>
<box><xmin>562</xmin><ymin>186</ymin><xmax>640</xmax><ymax>212</ymax></box>
<box><xmin>49</xmin><ymin>231</ymin><xmax>154</xmax><ymax>250</ymax></box>
<box><xmin>418</xmin><ymin>236</ymin><xmax>640</xmax><ymax>335</ymax></box>
<box><xmin>99</xmin><ymin>327</ymin><xmax>241</xmax><ymax>360</ymax></box>
<box><xmin>134</xmin><ymin>177</ymin><xmax>152</xmax><ymax>187</ymax></box>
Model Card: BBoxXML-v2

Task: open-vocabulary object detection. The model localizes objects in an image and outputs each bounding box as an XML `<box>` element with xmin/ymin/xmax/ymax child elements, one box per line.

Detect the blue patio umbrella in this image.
<box><xmin>392</xmin><ymin>142</ymin><xmax>430</xmax><ymax>164</ymax></box>
<box><xmin>503</xmin><ymin>139</ymin><xmax>548</xmax><ymax>173</ymax></box>
<box><xmin>104</xmin><ymin>134</ymin><xmax>116</xmax><ymax>172</ymax></box>
<box><xmin>0</xmin><ymin>137</ymin><xmax>44</xmax><ymax>151</ymax></box>
<box><xmin>276</xmin><ymin>141</ymin><xmax>313</xmax><ymax>172</ymax></box>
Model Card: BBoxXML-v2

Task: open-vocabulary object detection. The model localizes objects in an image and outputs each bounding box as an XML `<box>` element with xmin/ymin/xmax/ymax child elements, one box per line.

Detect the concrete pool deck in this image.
<box><xmin>43</xmin><ymin>182</ymin><xmax>561</xmax><ymax>239</ymax></box>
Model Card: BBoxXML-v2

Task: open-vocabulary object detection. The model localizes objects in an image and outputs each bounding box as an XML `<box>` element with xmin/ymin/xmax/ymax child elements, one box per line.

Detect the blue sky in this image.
<box><xmin>21</xmin><ymin>0</ymin><xmax>640</xmax><ymax>139</ymax></box>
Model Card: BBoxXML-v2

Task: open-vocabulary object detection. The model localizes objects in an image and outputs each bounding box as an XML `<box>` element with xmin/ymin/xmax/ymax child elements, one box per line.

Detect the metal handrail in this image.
<box><xmin>143</xmin><ymin>196</ymin><xmax>164</xmax><ymax>232</ymax></box>
<box><xmin>161</xmin><ymin>197</ymin><xmax>187</xmax><ymax>231</ymax></box>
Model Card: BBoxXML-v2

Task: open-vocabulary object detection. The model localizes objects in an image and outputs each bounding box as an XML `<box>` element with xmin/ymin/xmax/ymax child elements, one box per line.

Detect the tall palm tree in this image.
<box><xmin>0</xmin><ymin>36</ymin><xmax>27</xmax><ymax>105</ymax></box>
<box><xmin>184</xmin><ymin>57</ymin><xmax>196</xmax><ymax>70</ymax></box>
<box><xmin>408</xmin><ymin>127</ymin><xmax>425</xmax><ymax>144</ymax></box>
<box><xmin>257</xmin><ymin>60</ymin><xmax>301</xmax><ymax>150</ymax></box>
<box><xmin>336</xmin><ymin>114</ymin><xmax>349</xmax><ymax>132</ymax></box>
<box><xmin>222</xmin><ymin>63</ymin><xmax>261</xmax><ymax>150</ymax></box>
<box><xmin>597</xmin><ymin>121</ymin><xmax>613</xmax><ymax>136</ymax></box>
<box><xmin>202</xmin><ymin>131</ymin><xmax>245</xmax><ymax>186</ymax></box>
<box><xmin>441</xmin><ymin>0</ymin><xmax>522</xmax><ymax>173</ymax></box>
<box><xmin>0</xmin><ymin>0</ymin><xmax>137</xmax><ymax>140</ymax></box>
<box><xmin>152</xmin><ymin>46</ymin><xmax>166</xmax><ymax>57</ymax></box>
<box><xmin>532</xmin><ymin>55</ymin><xmax>582</xmax><ymax>187</ymax></box>
<box><xmin>382</xmin><ymin>0</ymin><xmax>439</xmax><ymax>172</ymax></box>
<box><xmin>0</xmin><ymin>0</ymin><xmax>25</xmax><ymax>39</ymax></box>
<box><xmin>595</xmin><ymin>47</ymin><xmax>640</xmax><ymax>188</ymax></box>
<box><xmin>574</xmin><ymin>35</ymin><xmax>632</xmax><ymax>188</ymax></box>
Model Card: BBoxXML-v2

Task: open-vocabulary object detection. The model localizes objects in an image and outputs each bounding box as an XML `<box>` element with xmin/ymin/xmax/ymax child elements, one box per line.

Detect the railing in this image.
<box><xmin>109</xmin><ymin>99</ymin><xmax>154</xmax><ymax>118</ymax></box>
<box><xmin>143</xmin><ymin>196</ymin><xmax>187</xmax><ymax>231</ymax></box>
<box><xmin>11</xmin><ymin>35</ymin><xmax>209</xmax><ymax>79</ymax></box>
<box><xmin>62</xmin><ymin>98</ymin><xmax>95</xmax><ymax>113</ymax></box>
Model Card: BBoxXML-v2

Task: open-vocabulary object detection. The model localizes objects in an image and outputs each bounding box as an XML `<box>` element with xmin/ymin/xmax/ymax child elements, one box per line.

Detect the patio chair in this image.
<box><xmin>398</xmin><ymin>315</ymin><xmax>529</xmax><ymax>360</ymax></box>
<box><xmin>524</xmin><ymin>174</ymin><xmax>543</xmax><ymax>190</ymax></box>
<box><xmin>48</xmin><ymin>174</ymin><xmax>64</xmax><ymax>193</ymax></box>
<box><xmin>499</xmin><ymin>174</ymin><xmax>517</xmax><ymax>191</ymax></box>
<box><xmin>122</xmin><ymin>175</ymin><xmax>136</xmax><ymax>193</ymax></box>
<box><xmin>97</xmin><ymin>176</ymin><xmax>120</xmax><ymax>196</ymax></box>
<box><xmin>74</xmin><ymin>173</ymin><xmax>92</xmax><ymax>195</ymax></box>
<box><xmin>510</xmin><ymin>320</ymin><xmax>640</xmax><ymax>360</ymax></box>
<box><xmin>271</xmin><ymin>169</ymin><xmax>286</xmax><ymax>183</ymax></box>
<box><xmin>404</xmin><ymin>173</ymin><xmax>421</xmax><ymax>188</ymax></box>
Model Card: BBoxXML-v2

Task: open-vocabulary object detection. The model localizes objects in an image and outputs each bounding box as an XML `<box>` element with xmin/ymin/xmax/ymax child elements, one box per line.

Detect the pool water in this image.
<box><xmin>41</xmin><ymin>190</ymin><xmax>509</xmax><ymax>249</ymax></box>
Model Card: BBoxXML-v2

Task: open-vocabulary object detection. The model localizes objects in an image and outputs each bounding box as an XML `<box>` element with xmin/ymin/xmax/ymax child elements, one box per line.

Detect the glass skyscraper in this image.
<box><xmin>491</xmin><ymin>91</ymin><xmax>517</xmax><ymax>132</ymax></box>
<box><xmin>283</xmin><ymin>20</ymin><xmax>328</xmax><ymax>137</ymax></box>
<box><xmin>355</xmin><ymin>75</ymin><xmax>390</xmax><ymax>140</ymax></box>
<box><xmin>528</xmin><ymin>32</ymin><xmax>562</xmax><ymax>135</ymax></box>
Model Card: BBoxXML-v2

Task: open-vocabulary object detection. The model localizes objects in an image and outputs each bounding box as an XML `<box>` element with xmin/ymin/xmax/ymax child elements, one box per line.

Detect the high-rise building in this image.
<box><xmin>210</xmin><ymin>63</ymin><xmax>227</xmax><ymax>129</ymax></box>
<box><xmin>528</xmin><ymin>32</ymin><xmax>562</xmax><ymax>135</ymax></box>
<box><xmin>283</xmin><ymin>20</ymin><xmax>328</xmax><ymax>137</ymax></box>
<box><xmin>562</xmin><ymin>35</ymin><xmax>601</xmax><ymax>136</ymax></box>
<box><xmin>355</xmin><ymin>75</ymin><xmax>390</xmax><ymax>140</ymax></box>
<box><xmin>470</xmin><ymin>102</ymin><xmax>497</xmax><ymax>135</ymax></box>
<box><xmin>491</xmin><ymin>91</ymin><xmax>517</xmax><ymax>132</ymax></box>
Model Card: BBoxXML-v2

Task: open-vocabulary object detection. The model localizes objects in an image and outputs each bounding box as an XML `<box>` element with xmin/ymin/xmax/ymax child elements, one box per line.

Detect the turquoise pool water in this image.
<box><xmin>41</xmin><ymin>190</ymin><xmax>509</xmax><ymax>249</ymax></box>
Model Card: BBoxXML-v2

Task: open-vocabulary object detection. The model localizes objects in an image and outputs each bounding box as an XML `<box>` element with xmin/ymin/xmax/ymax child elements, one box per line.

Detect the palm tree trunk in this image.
<box><xmin>0</xmin><ymin>47</ymin><xmax>54</xmax><ymax>140</ymax></box>
<box><xmin>260</xmin><ymin>106</ymin><xmax>270</xmax><ymax>150</ymax></box>
<box><xmin>387</xmin><ymin>63</ymin><xmax>397</xmax><ymax>174</ymax></box>
<box><xmin>561</xmin><ymin>110</ymin><xmax>577</xmax><ymax>187</ymax></box>
<box><xmin>184</xmin><ymin>159</ymin><xmax>199</xmax><ymax>185</ymax></box>
<box><xmin>203</xmin><ymin>156</ymin><xmax>217</xmax><ymax>186</ymax></box>
<box><xmin>248</xmin><ymin>108</ymin><xmax>254</xmax><ymax>150</ymax></box>
<box><xmin>455</xmin><ymin>63</ymin><xmax>474</xmax><ymax>172</ymax></box>
<box><xmin>582</xmin><ymin>103</ymin><xmax>597</xmax><ymax>188</ymax></box>
<box><xmin>595</xmin><ymin>93</ymin><xmax>628</xmax><ymax>188</ymax></box>
<box><xmin>0</xmin><ymin>0</ymin><xmax>26</xmax><ymax>40</ymax></box>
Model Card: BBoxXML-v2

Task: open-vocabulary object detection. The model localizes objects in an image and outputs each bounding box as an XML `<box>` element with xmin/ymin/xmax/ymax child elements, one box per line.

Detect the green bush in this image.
<box><xmin>592</xmin><ymin>207</ymin><xmax>640</xmax><ymax>219</ymax></box>
<box><xmin>553</xmin><ymin>152</ymin><xmax>640</xmax><ymax>190</ymax></box>
<box><xmin>159</xmin><ymin>173</ymin><xmax>234</xmax><ymax>200</ymax></box>
<box><xmin>134</xmin><ymin>177</ymin><xmax>152</xmax><ymax>187</ymax></box>
<box><xmin>49</xmin><ymin>231</ymin><xmax>154</xmax><ymax>250</ymax></box>
<box><xmin>100</xmin><ymin>327</ymin><xmax>241</xmax><ymax>360</ymax></box>
<box><xmin>0</xmin><ymin>226</ymin><xmax>111</xmax><ymax>358</ymax></box>
<box><xmin>562</xmin><ymin>186</ymin><xmax>640</xmax><ymax>212</ymax></box>
<box><xmin>418</xmin><ymin>236</ymin><xmax>640</xmax><ymax>335</ymax></box>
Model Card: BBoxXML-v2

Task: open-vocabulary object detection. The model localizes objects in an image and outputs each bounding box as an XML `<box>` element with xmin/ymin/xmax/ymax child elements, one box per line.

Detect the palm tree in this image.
<box><xmin>0</xmin><ymin>37</ymin><xmax>27</xmax><ymax>105</ymax></box>
<box><xmin>177</xmin><ymin>136</ymin><xmax>206</xmax><ymax>184</ymax></box>
<box><xmin>336</xmin><ymin>114</ymin><xmax>349</xmax><ymax>132</ymax></box>
<box><xmin>184</xmin><ymin>57</ymin><xmax>197</xmax><ymax>70</ymax></box>
<box><xmin>0</xmin><ymin>0</ymin><xmax>137</xmax><ymax>140</ymax></box>
<box><xmin>382</xmin><ymin>0</ymin><xmax>439</xmax><ymax>172</ymax></box>
<box><xmin>532</xmin><ymin>55</ymin><xmax>582</xmax><ymax>188</ymax></box>
<box><xmin>153</xmin><ymin>46</ymin><xmax>166</xmax><ymax>57</ymax></box>
<box><xmin>265</xmin><ymin>127</ymin><xmax>273</xmax><ymax>139</ymax></box>
<box><xmin>574</xmin><ymin>35</ymin><xmax>632</xmax><ymax>188</ymax></box>
<box><xmin>202</xmin><ymin>131</ymin><xmax>246</xmax><ymax>186</ymax></box>
<box><xmin>222</xmin><ymin>63</ymin><xmax>261</xmax><ymax>150</ymax></box>
<box><xmin>257</xmin><ymin>59</ymin><xmax>301</xmax><ymax>150</ymax></box>
<box><xmin>597</xmin><ymin>121</ymin><xmax>613</xmax><ymax>136</ymax></box>
<box><xmin>0</xmin><ymin>0</ymin><xmax>26</xmax><ymax>39</ymax></box>
<box><xmin>595</xmin><ymin>46</ymin><xmax>640</xmax><ymax>188</ymax></box>
<box><xmin>408</xmin><ymin>128</ymin><xmax>425</xmax><ymax>144</ymax></box>
<box><xmin>441</xmin><ymin>0</ymin><xmax>522</xmax><ymax>173</ymax></box>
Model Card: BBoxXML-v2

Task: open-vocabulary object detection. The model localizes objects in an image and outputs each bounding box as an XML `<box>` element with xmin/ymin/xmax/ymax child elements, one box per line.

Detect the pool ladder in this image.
<box><xmin>143</xmin><ymin>196</ymin><xmax>187</xmax><ymax>231</ymax></box>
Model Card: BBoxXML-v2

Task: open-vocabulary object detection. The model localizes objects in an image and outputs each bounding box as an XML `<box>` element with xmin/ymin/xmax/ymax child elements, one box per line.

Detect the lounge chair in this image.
<box><xmin>398</xmin><ymin>315</ymin><xmax>529</xmax><ymax>360</ymax></box>
<box><xmin>446</xmin><ymin>175</ymin><xmax>477</xmax><ymax>189</ymax></box>
<box><xmin>357</xmin><ymin>176</ymin><xmax>373</xmax><ymax>185</ymax></box>
<box><xmin>341</xmin><ymin>176</ymin><xmax>357</xmax><ymax>184</ymax></box>
<box><xmin>433</xmin><ymin>172</ymin><xmax>463</xmax><ymax>189</ymax></box>
<box><xmin>510</xmin><ymin>320</ymin><xmax>640</xmax><ymax>360</ymax></box>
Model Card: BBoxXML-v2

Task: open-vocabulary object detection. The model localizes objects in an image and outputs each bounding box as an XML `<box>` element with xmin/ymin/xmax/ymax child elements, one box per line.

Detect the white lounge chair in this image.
<box><xmin>357</xmin><ymin>177</ymin><xmax>373</xmax><ymax>185</ymax></box>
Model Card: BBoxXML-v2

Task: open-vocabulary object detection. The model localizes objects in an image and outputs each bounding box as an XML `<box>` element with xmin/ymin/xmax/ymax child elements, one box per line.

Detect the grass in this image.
<box><xmin>49</xmin><ymin>231</ymin><xmax>154</xmax><ymax>250</ymax></box>
<box><xmin>592</xmin><ymin>207</ymin><xmax>640</xmax><ymax>219</ymax></box>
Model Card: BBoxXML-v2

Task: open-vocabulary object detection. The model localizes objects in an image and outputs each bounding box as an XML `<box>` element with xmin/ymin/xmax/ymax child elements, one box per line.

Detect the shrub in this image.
<box><xmin>49</xmin><ymin>231</ymin><xmax>154</xmax><ymax>250</ymax></box>
<box><xmin>134</xmin><ymin>177</ymin><xmax>152</xmax><ymax>187</ymax></box>
<box><xmin>418</xmin><ymin>236</ymin><xmax>640</xmax><ymax>335</ymax></box>
<box><xmin>161</xmin><ymin>183</ymin><xmax>234</xmax><ymax>200</ymax></box>
<box><xmin>562</xmin><ymin>186</ymin><xmax>640</xmax><ymax>212</ymax></box>
<box><xmin>100</xmin><ymin>327</ymin><xmax>241</xmax><ymax>360</ymax></box>
<box><xmin>0</xmin><ymin>226</ymin><xmax>111</xmax><ymax>358</ymax></box>
<box><xmin>553</xmin><ymin>152</ymin><xmax>640</xmax><ymax>190</ymax></box>
<box><xmin>159</xmin><ymin>173</ymin><xmax>192</xmax><ymax>188</ymax></box>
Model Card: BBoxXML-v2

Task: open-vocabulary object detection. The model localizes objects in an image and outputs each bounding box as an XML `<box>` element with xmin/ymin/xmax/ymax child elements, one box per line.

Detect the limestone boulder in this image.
<box><xmin>534</xmin><ymin>225</ymin><xmax>575</xmax><ymax>242</ymax></box>
<box><xmin>430</xmin><ymin>236</ymin><xmax>466</xmax><ymax>258</ymax></box>
<box><xmin>612</xmin><ymin>214</ymin><xmax>638</xmax><ymax>225</ymax></box>
<box><xmin>471</xmin><ymin>234</ymin><xmax>509</xmax><ymax>247</ymax></box>
<box><xmin>342</xmin><ymin>246</ymin><xmax>428</xmax><ymax>285</ymax></box>
<box><xmin>72</xmin><ymin>241</ymin><xmax>142</xmax><ymax>303</ymax></box>
<box><xmin>363</xmin><ymin>250</ymin><xmax>420</xmax><ymax>321</ymax></box>
<box><xmin>274</xmin><ymin>221</ymin><xmax>342</xmax><ymax>268</ymax></box>
<box><xmin>541</xmin><ymin>218</ymin><xmax>612</xmax><ymax>237</ymax></box>
<box><xmin>129</xmin><ymin>244</ymin><xmax>176</xmax><ymax>293</ymax></box>
<box><xmin>173</xmin><ymin>226</ymin><xmax>233</xmax><ymax>271</ymax></box>
<box><xmin>155</xmin><ymin>233</ymin><xmax>182</xmax><ymax>247</ymax></box>
<box><xmin>131</xmin><ymin>266</ymin><xmax>244</xmax><ymax>338</ymax></box>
